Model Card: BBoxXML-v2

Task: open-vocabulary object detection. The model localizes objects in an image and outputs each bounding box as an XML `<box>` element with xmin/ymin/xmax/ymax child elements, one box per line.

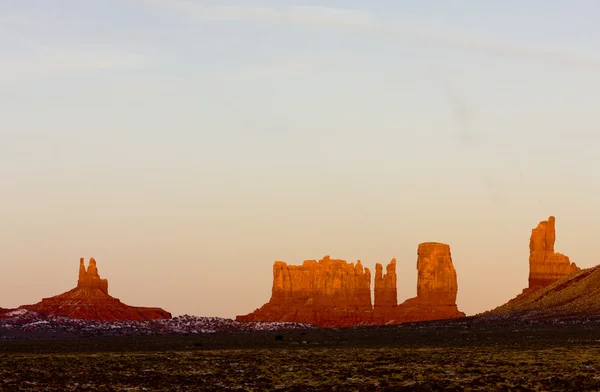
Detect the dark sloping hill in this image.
<box><xmin>483</xmin><ymin>266</ymin><xmax>600</xmax><ymax>320</ymax></box>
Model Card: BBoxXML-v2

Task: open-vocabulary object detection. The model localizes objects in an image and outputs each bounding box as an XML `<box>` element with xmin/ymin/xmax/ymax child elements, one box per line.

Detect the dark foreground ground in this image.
<box><xmin>3</xmin><ymin>317</ymin><xmax>600</xmax><ymax>391</ymax></box>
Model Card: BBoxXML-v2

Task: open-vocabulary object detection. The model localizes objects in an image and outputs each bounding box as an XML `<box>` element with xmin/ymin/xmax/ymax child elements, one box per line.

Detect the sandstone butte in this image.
<box><xmin>17</xmin><ymin>258</ymin><xmax>171</xmax><ymax>321</ymax></box>
<box><xmin>528</xmin><ymin>216</ymin><xmax>580</xmax><ymax>291</ymax></box>
<box><xmin>484</xmin><ymin>216</ymin><xmax>589</xmax><ymax>319</ymax></box>
<box><xmin>236</xmin><ymin>243</ymin><xmax>465</xmax><ymax>327</ymax></box>
<box><xmin>489</xmin><ymin>216</ymin><xmax>582</xmax><ymax>311</ymax></box>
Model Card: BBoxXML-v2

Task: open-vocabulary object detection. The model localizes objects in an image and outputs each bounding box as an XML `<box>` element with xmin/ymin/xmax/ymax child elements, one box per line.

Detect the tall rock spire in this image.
<box><xmin>374</xmin><ymin>259</ymin><xmax>397</xmax><ymax>308</ymax></box>
<box><xmin>77</xmin><ymin>257</ymin><xmax>109</xmax><ymax>294</ymax></box>
<box><xmin>528</xmin><ymin>216</ymin><xmax>579</xmax><ymax>290</ymax></box>
<box><xmin>416</xmin><ymin>242</ymin><xmax>458</xmax><ymax>306</ymax></box>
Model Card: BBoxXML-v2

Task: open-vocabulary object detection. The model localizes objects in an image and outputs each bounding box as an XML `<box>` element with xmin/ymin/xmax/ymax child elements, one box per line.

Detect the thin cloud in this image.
<box><xmin>0</xmin><ymin>13</ymin><xmax>38</xmax><ymax>27</ymax></box>
<box><xmin>135</xmin><ymin>1</ymin><xmax>600</xmax><ymax>69</ymax></box>
<box><xmin>0</xmin><ymin>11</ymin><xmax>142</xmax><ymax>83</ymax></box>
<box><xmin>215</xmin><ymin>55</ymin><xmax>323</xmax><ymax>82</ymax></box>
<box><xmin>0</xmin><ymin>47</ymin><xmax>146</xmax><ymax>83</ymax></box>
<box><xmin>286</xmin><ymin>6</ymin><xmax>374</xmax><ymax>28</ymax></box>
<box><xmin>0</xmin><ymin>10</ymin><xmax>88</xmax><ymax>28</ymax></box>
<box><xmin>137</xmin><ymin>1</ymin><xmax>281</xmax><ymax>21</ymax></box>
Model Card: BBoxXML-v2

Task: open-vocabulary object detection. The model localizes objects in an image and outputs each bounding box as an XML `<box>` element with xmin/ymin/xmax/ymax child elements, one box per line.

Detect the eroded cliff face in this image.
<box><xmin>78</xmin><ymin>258</ymin><xmax>109</xmax><ymax>294</ymax></box>
<box><xmin>485</xmin><ymin>216</ymin><xmax>582</xmax><ymax>313</ymax></box>
<box><xmin>415</xmin><ymin>243</ymin><xmax>458</xmax><ymax>305</ymax></box>
<box><xmin>238</xmin><ymin>256</ymin><xmax>374</xmax><ymax>327</ymax></box>
<box><xmin>238</xmin><ymin>249</ymin><xmax>465</xmax><ymax>327</ymax></box>
<box><xmin>528</xmin><ymin>216</ymin><xmax>580</xmax><ymax>290</ymax></box>
<box><xmin>270</xmin><ymin>256</ymin><xmax>372</xmax><ymax>309</ymax></box>
<box><xmin>20</xmin><ymin>258</ymin><xmax>171</xmax><ymax>321</ymax></box>
<box><xmin>382</xmin><ymin>242</ymin><xmax>464</xmax><ymax>323</ymax></box>
<box><xmin>374</xmin><ymin>259</ymin><xmax>397</xmax><ymax>308</ymax></box>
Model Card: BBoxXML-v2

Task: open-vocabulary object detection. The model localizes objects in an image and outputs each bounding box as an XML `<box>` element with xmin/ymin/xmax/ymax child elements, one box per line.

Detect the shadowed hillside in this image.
<box><xmin>483</xmin><ymin>266</ymin><xmax>600</xmax><ymax>320</ymax></box>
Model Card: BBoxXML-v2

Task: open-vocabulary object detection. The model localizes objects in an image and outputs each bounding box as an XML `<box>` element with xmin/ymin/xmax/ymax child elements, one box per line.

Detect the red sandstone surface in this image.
<box><xmin>371</xmin><ymin>243</ymin><xmax>465</xmax><ymax>324</ymax></box>
<box><xmin>270</xmin><ymin>256</ymin><xmax>372</xmax><ymax>309</ymax></box>
<box><xmin>237</xmin><ymin>244</ymin><xmax>465</xmax><ymax>327</ymax></box>
<box><xmin>487</xmin><ymin>216</ymin><xmax>582</xmax><ymax>313</ymax></box>
<box><xmin>374</xmin><ymin>258</ymin><xmax>397</xmax><ymax>309</ymax></box>
<box><xmin>238</xmin><ymin>256</ymin><xmax>374</xmax><ymax>327</ymax></box>
<box><xmin>528</xmin><ymin>216</ymin><xmax>579</xmax><ymax>290</ymax></box>
<box><xmin>19</xmin><ymin>258</ymin><xmax>171</xmax><ymax>321</ymax></box>
<box><xmin>415</xmin><ymin>242</ymin><xmax>459</xmax><ymax>306</ymax></box>
<box><xmin>394</xmin><ymin>242</ymin><xmax>463</xmax><ymax>321</ymax></box>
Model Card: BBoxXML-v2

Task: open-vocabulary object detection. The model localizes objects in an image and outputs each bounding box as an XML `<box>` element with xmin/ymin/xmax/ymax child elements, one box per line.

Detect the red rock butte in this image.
<box><xmin>373</xmin><ymin>242</ymin><xmax>464</xmax><ymax>324</ymax></box>
<box><xmin>416</xmin><ymin>242</ymin><xmax>458</xmax><ymax>306</ymax></box>
<box><xmin>489</xmin><ymin>216</ymin><xmax>582</xmax><ymax>311</ymax></box>
<box><xmin>19</xmin><ymin>258</ymin><xmax>171</xmax><ymax>321</ymax></box>
<box><xmin>244</xmin><ymin>256</ymin><xmax>374</xmax><ymax>327</ymax></box>
<box><xmin>528</xmin><ymin>216</ymin><xmax>580</xmax><ymax>291</ymax></box>
<box><xmin>237</xmin><ymin>244</ymin><xmax>465</xmax><ymax>327</ymax></box>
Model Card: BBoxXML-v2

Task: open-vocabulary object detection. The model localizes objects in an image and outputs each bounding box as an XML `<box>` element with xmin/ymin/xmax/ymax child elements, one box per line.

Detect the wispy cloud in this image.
<box><xmin>0</xmin><ymin>9</ymin><xmax>88</xmax><ymax>29</ymax></box>
<box><xmin>136</xmin><ymin>1</ymin><xmax>374</xmax><ymax>26</ymax></box>
<box><xmin>0</xmin><ymin>9</ymin><xmax>143</xmax><ymax>83</ymax></box>
<box><xmin>0</xmin><ymin>47</ymin><xmax>146</xmax><ymax>84</ymax></box>
<box><xmin>135</xmin><ymin>1</ymin><xmax>600</xmax><ymax>69</ymax></box>
<box><xmin>216</xmin><ymin>54</ymin><xmax>323</xmax><ymax>82</ymax></box>
<box><xmin>0</xmin><ymin>13</ymin><xmax>38</xmax><ymax>27</ymax></box>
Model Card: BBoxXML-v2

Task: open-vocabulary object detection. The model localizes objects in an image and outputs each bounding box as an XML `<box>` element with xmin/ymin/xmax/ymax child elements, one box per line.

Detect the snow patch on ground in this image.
<box><xmin>0</xmin><ymin>312</ymin><xmax>314</xmax><ymax>337</ymax></box>
<box><xmin>5</xmin><ymin>309</ymin><xmax>31</xmax><ymax>317</ymax></box>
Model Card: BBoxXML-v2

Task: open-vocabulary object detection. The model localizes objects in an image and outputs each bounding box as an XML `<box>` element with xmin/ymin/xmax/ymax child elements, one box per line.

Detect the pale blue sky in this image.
<box><xmin>1</xmin><ymin>1</ymin><xmax>600</xmax><ymax>318</ymax></box>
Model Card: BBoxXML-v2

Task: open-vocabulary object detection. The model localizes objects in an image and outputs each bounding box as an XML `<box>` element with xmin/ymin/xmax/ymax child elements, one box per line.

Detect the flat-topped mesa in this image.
<box><xmin>374</xmin><ymin>259</ymin><xmax>397</xmax><ymax>308</ymax></box>
<box><xmin>78</xmin><ymin>258</ymin><xmax>108</xmax><ymax>294</ymax></box>
<box><xmin>238</xmin><ymin>255</ymin><xmax>373</xmax><ymax>327</ymax></box>
<box><xmin>528</xmin><ymin>216</ymin><xmax>580</xmax><ymax>290</ymax></box>
<box><xmin>271</xmin><ymin>255</ymin><xmax>372</xmax><ymax>309</ymax></box>
<box><xmin>415</xmin><ymin>242</ymin><xmax>458</xmax><ymax>305</ymax></box>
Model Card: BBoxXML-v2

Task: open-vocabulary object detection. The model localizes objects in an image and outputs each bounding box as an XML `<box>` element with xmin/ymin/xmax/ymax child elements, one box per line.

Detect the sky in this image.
<box><xmin>1</xmin><ymin>0</ymin><xmax>600</xmax><ymax>318</ymax></box>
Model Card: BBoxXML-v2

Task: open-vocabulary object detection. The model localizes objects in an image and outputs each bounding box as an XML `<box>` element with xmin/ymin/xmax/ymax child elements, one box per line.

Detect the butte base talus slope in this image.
<box><xmin>16</xmin><ymin>258</ymin><xmax>171</xmax><ymax>321</ymax></box>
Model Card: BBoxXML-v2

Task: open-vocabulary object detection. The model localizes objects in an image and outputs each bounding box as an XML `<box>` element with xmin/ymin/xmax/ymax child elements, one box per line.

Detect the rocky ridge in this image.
<box><xmin>237</xmin><ymin>243</ymin><xmax>465</xmax><ymax>327</ymax></box>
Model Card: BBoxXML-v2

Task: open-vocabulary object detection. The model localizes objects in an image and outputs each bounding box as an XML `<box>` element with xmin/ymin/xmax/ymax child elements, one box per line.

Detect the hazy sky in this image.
<box><xmin>2</xmin><ymin>1</ymin><xmax>600</xmax><ymax>318</ymax></box>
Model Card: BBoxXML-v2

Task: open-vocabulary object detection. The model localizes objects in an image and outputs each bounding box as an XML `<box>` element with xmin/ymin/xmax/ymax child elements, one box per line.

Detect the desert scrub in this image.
<box><xmin>2</xmin><ymin>346</ymin><xmax>600</xmax><ymax>391</ymax></box>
